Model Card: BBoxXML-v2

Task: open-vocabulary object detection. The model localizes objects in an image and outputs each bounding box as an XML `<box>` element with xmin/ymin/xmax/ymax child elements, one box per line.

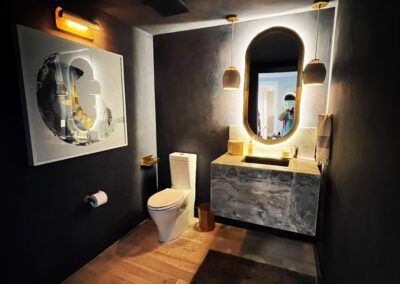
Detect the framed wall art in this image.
<box><xmin>15</xmin><ymin>25</ymin><xmax>128</xmax><ymax>166</ymax></box>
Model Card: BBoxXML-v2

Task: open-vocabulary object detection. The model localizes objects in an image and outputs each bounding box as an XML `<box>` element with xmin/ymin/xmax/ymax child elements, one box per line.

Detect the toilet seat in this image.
<box><xmin>147</xmin><ymin>189</ymin><xmax>186</xmax><ymax>211</ymax></box>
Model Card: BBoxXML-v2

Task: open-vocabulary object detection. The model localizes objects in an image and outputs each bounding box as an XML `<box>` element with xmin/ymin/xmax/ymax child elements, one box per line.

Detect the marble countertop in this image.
<box><xmin>212</xmin><ymin>153</ymin><xmax>320</xmax><ymax>176</ymax></box>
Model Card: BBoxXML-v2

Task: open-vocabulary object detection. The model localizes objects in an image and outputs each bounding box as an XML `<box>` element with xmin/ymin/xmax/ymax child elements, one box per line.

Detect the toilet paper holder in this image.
<box><xmin>83</xmin><ymin>190</ymin><xmax>108</xmax><ymax>208</ymax></box>
<box><xmin>83</xmin><ymin>190</ymin><xmax>101</xmax><ymax>204</ymax></box>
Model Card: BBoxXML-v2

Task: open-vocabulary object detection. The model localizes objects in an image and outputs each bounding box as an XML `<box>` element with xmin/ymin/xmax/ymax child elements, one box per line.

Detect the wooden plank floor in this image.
<box><xmin>64</xmin><ymin>219</ymin><xmax>316</xmax><ymax>283</ymax></box>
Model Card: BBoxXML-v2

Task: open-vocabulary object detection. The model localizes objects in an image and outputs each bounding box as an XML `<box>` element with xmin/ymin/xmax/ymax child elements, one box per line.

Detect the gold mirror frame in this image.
<box><xmin>243</xmin><ymin>27</ymin><xmax>305</xmax><ymax>145</ymax></box>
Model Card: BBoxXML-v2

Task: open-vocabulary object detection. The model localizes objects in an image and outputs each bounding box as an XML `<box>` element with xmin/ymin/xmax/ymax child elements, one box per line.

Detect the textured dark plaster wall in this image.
<box><xmin>154</xmin><ymin>9</ymin><xmax>334</xmax><ymax>204</ymax></box>
<box><xmin>0</xmin><ymin>0</ymin><xmax>157</xmax><ymax>282</ymax></box>
<box><xmin>154</xmin><ymin>26</ymin><xmax>229</xmax><ymax>203</ymax></box>
<box><xmin>318</xmin><ymin>1</ymin><xmax>399</xmax><ymax>283</ymax></box>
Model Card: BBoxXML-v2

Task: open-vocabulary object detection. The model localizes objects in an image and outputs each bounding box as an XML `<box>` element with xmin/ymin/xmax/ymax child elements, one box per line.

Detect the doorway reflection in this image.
<box><xmin>257</xmin><ymin>72</ymin><xmax>297</xmax><ymax>139</ymax></box>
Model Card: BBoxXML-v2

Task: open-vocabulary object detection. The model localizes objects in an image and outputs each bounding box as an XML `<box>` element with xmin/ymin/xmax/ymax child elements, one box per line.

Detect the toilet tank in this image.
<box><xmin>169</xmin><ymin>152</ymin><xmax>197</xmax><ymax>190</ymax></box>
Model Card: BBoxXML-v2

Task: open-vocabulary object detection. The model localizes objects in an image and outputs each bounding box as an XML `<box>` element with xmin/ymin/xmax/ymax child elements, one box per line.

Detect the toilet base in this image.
<box><xmin>149</xmin><ymin>205</ymin><xmax>195</xmax><ymax>242</ymax></box>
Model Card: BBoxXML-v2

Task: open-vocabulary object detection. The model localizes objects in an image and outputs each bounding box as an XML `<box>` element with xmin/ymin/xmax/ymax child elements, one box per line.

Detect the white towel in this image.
<box><xmin>316</xmin><ymin>114</ymin><xmax>333</xmax><ymax>165</ymax></box>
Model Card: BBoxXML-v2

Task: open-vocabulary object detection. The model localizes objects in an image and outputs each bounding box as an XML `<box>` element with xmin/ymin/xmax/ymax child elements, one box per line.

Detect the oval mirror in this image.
<box><xmin>243</xmin><ymin>27</ymin><xmax>304</xmax><ymax>144</ymax></box>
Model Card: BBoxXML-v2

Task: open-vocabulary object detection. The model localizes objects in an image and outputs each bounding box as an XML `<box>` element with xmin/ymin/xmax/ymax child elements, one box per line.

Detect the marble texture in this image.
<box><xmin>211</xmin><ymin>157</ymin><xmax>320</xmax><ymax>236</ymax></box>
<box><xmin>214</xmin><ymin>153</ymin><xmax>320</xmax><ymax>175</ymax></box>
<box><xmin>229</xmin><ymin>125</ymin><xmax>317</xmax><ymax>160</ymax></box>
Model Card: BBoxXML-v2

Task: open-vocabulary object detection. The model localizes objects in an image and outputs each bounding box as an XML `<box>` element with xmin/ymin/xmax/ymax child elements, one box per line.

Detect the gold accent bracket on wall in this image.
<box><xmin>140</xmin><ymin>155</ymin><xmax>159</xmax><ymax>167</ymax></box>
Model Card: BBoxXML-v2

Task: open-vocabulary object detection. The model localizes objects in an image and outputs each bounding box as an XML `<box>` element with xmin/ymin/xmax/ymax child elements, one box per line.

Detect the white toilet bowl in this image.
<box><xmin>148</xmin><ymin>189</ymin><xmax>194</xmax><ymax>242</ymax></box>
<box><xmin>147</xmin><ymin>152</ymin><xmax>197</xmax><ymax>242</ymax></box>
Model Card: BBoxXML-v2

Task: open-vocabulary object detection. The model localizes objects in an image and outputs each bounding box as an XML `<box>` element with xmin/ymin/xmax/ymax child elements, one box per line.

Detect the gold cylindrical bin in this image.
<box><xmin>198</xmin><ymin>203</ymin><xmax>215</xmax><ymax>231</ymax></box>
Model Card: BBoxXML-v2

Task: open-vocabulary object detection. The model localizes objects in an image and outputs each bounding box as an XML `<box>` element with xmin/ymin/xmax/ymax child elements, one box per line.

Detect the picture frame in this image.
<box><xmin>15</xmin><ymin>25</ymin><xmax>128</xmax><ymax>166</ymax></box>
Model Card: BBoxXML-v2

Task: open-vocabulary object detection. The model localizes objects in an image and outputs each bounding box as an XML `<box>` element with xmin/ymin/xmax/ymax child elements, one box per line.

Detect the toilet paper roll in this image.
<box><xmin>89</xmin><ymin>191</ymin><xmax>108</xmax><ymax>208</ymax></box>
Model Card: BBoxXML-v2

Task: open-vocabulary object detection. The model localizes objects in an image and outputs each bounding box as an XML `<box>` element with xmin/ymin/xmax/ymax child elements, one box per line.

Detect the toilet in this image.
<box><xmin>147</xmin><ymin>152</ymin><xmax>197</xmax><ymax>242</ymax></box>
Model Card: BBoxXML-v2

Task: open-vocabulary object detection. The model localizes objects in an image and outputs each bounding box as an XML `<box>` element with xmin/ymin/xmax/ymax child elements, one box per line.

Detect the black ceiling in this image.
<box><xmin>89</xmin><ymin>0</ymin><xmax>333</xmax><ymax>34</ymax></box>
<box><xmin>142</xmin><ymin>0</ymin><xmax>190</xmax><ymax>17</ymax></box>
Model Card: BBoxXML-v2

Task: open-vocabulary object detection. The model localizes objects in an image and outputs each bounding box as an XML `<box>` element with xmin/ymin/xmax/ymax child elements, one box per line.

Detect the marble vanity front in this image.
<box><xmin>211</xmin><ymin>154</ymin><xmax>321</xmax><ymax>236</ymax></box>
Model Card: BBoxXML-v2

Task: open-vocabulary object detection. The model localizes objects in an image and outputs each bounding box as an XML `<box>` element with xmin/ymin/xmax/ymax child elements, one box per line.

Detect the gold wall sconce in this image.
<box><xmin>55</xmin><ymin>7</ymin><xmax>100</xmax><ymax>40</ymax></box>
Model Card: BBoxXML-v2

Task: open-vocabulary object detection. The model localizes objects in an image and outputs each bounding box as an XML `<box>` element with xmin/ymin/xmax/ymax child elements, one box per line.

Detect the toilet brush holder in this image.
<box><xmin>198</xmin><ymin>203</ymin><xmax>215</xmax><ymax>231</ymax></box>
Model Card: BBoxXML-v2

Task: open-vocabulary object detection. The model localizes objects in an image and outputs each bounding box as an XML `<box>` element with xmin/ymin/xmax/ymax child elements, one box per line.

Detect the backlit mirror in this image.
<box><xmin>243</xmin><ymin>27</ymin><xmax>304</xmax><ymax>144</ymax></box>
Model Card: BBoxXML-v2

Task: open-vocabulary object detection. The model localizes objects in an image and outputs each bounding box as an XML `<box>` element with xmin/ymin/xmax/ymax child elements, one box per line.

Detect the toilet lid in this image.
<box><xmin>148</xmin><ymin>189</ymin><xmax>185</xmax><ymax>210</ymax></box>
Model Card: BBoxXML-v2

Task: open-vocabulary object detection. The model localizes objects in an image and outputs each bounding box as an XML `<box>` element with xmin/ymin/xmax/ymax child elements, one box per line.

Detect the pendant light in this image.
<box><xmin>303</xmin><ymin>1</ymin><xmax>329</xmax><ymax>85</ymax></box>
<box><xmin>223</xmin><ymin>15</ymin><xmax>240</xmax><ymax>90</ymax></box>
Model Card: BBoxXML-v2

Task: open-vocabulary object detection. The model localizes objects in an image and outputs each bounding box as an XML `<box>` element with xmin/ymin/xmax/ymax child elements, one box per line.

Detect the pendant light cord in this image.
<box><xmin>315</xmin><ymin>5</ymin><xmax>321</xmax><ymax>59</ymax></box>
<box><xmin>230</xmin><ymin>20</ymin><xmax>234</xmax><ymax>67</ymax></box>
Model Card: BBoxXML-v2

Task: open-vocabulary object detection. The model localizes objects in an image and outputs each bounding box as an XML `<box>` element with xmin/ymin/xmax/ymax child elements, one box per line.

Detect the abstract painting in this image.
<box><xmin>16</xmin><ymin>25</ymin><xmax>127</xmax><ymax>165</ymax></box>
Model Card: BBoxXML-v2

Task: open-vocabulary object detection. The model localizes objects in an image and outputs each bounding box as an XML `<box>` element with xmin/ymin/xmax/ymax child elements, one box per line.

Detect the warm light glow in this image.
<box><xmin>55</xmin><ymin>7</ymin><xmax>99</xmax><ymax>40</ymax></box>
<box><xmin>65</xmin><ymin>20</ymin><xmax>88</xmax><ymax>32</ymax></box>
<box><xmin>305</xmin><ymin>82</ymin><xmax>324</xmax><ymax>86</ymax></box>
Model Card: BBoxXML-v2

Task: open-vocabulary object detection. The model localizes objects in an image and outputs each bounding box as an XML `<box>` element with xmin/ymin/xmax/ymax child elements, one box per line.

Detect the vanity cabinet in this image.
<box><xmin>210</xmin><ymin>154</ymin><xmax>321</xmax><ymax>236</ymax></box>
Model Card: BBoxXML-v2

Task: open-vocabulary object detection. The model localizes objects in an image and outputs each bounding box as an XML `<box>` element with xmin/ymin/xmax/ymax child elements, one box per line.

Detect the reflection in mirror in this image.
<box><xmin>244</xmin><ymin>28</ymin><xmax>304</xmax><ymax>144</ymax></box>
<box><xmin>257</xmin><ymin>73</ymin><xmax>297</xmax><ymax>138</ymax></box>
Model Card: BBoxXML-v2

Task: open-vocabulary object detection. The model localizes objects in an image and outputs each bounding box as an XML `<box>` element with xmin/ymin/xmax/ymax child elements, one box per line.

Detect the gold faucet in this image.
<box><xmin>292</xmin><ymin>145</ymin><xmax>299</xmax><ymax>158</ymax></box>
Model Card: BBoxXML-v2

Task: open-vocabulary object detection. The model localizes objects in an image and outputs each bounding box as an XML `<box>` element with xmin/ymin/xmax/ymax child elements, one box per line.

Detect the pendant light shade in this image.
<box><xmin>303</xmin><ymin>1</ymin><xmax>329</xmax><ymax>86</ymax></box>
<box><xmin>223</xmin><ymin>15</ymin><xmax>240</xmax><ymax>90</ymax></box>
<box><xmin>223</xmin><ymin>66</ymin><xmax>241</xmax><ymax>90</ymax></box>
<box><xmin>303</xmin><ymin>59</ymin><xmax>326</xmax><ymax>85</ymax></box>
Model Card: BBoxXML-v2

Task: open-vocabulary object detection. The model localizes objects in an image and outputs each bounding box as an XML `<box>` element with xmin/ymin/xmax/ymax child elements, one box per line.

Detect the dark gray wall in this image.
<box><xmin>154</xmin><ymin>26</ymin><xmax>229</xmax><ymax>203</ymax></box>
<box><xmin>318</xmin><ymin>1</ymin><xmax>399</xmax><ymax>283</ymax></box>
<box><xmin>154</xmin><ymin>9</ymin><xmax>334</xmax><ymax>204</ymax></box>
<box><xmin>1</xmin><ymin>0</ymin><xmax>157</xmax><ymax>282</ymax></box>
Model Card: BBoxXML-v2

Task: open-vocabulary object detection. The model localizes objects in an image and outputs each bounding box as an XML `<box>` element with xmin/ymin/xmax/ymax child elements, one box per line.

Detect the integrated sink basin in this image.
<box><xmin>243</xmin><ymin>155</ymin><xmax>290</xmax><ymax>167</ymax></box>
